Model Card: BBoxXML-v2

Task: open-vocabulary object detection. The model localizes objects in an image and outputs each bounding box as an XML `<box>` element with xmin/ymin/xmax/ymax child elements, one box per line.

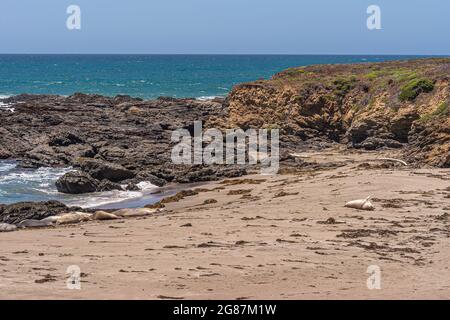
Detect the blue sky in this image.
<box><xmin>0</xmin><ymin>0</ymin><xmax>448</xmax><ymax>54</ymax></box>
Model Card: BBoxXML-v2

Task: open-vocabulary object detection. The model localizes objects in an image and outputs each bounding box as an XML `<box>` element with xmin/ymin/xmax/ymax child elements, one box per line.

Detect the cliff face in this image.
<box><xmin>225</xmin><ymin>58</ymin><xmax>450</xmax><ymax>167</ymax></box>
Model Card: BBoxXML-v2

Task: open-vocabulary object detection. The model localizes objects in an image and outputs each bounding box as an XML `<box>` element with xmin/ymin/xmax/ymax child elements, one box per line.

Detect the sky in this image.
<box><xmin>0</xmin><ymin>0</ymin><xmax>448</xmax><ymax>54</ymax></box>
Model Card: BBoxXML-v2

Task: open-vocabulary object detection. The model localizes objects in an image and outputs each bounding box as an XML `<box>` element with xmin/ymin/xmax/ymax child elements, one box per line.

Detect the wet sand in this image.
<box><xmin>1</xmin><ymin>149</ymin><xmax>449</xmax><ymax>299</ymax></box>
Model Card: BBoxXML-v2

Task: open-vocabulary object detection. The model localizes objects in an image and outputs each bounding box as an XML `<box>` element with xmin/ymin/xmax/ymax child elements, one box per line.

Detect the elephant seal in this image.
<box><xmin>17</xmin><ymin>219</ymin><xmax>55</xmax><ymax>229</ymax></box>
<box><xmin>113</xmin><ymin>208</ymin><xmax>159</xmax><ymax>218</ymax></box>
<box><xmin>345</xmin><ymin>196</ymin><xmax>375</xmax><ymax>211</ymax></box>
<box><xmin>93</xmin><ymin>211</ymin><xmax>120</xmax><ymax>221</ymax></box>
<box><xmin>40</xmin><ymin>216</ymin><xmax>60</xmax><ymax>224</ymax></box>
<box><xmin>52</xmin><ymin>212</ymin><xmax>93</xmax><ymax>225</ymax></box>
<box><xmin>0</xmin><ymin>223</ymin><xmax>17</xmax><ymax>232</ymax></box>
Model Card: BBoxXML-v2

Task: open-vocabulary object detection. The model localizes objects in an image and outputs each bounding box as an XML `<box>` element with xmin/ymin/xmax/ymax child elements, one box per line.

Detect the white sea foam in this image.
<box><xmin>0</xmin><ymin>162</ymin><xmax>17</xmax><ymax>173</ymax></box>
<box><xmin>196</xmin><ymin>96</ymin><xmax>221</xmax><ymax>101</ymax></box>
<box><xmin>136</xmin><ymin>181</ymin><xmax>158</xmax><ymax>190</ymax></box>
<box><xmin>67</xmin><ymin>180</ymin><xmax>157</xmax><ymax>208</ymax></box>
<box><xmin>0</xmin><ymin>95</ymin><xmax>14</xmax><ymax>112</ymax></box>
<box><xmin>66</xmin><ymin>189</ymin><xmax>145</xmax><ymax>208</ymax></box>
<box><xmin>0</xmin><ymin>166</ymin><xmax>72</xmax><ymax>183</ymax></box>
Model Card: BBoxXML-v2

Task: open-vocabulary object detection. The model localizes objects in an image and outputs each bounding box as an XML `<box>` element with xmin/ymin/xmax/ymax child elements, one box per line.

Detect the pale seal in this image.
<box><xmin>93</xmin><ymin>211</ymin><xmax>120</xmax><ymax>221</ymax></box>
<box><xmin>113</xmin><ymin>208</ymin><xmax>159</xmax><ymax>218</ymax></box>
<box><xmin>345</xmin><ymin>196</ymin><xmax>375</xmax><ymax>211</ymax></box>
<box><xmin>17</xmin><ymin>219</ymin><xmax>55</xmax><ymax>229</ymax></box>
<box><xmin>0</xmin><ymin>223</ymin><xmax>17</xmax><ymax>232</ymax></box>
<box><xmin>52</xmin><ymin>212</ymin><xmax>93</xmax><ymax>225</ymax></box>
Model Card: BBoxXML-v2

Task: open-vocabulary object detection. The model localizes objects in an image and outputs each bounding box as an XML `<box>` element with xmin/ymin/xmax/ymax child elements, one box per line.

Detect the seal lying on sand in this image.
<box><xmin>345</xmin><ymin>196</ymin><xmax>375</xmax><ymax>211</ymax></box>
<box><xmin>0</xmin><ymin>223</ymin><xmax>17</xmax><ymax>232</ymax></box>
<box><xmin>17</xmin><ymin>219</ymin><xmax>55</xmax><ymax>229</ymax></box>
<box><xmin>113</xmin><ymin>208</ymin><xmax>160</xmax><ymax>218</ymax></box>
<box><xmin>93</xmin><ymin>211</ymin><xmax>120</xmax><ymax>220</ymax></box>
<box><xmin>45</xmin><ymin>212</ymin><xmax>93</xmax><ymax>225</ymax></box>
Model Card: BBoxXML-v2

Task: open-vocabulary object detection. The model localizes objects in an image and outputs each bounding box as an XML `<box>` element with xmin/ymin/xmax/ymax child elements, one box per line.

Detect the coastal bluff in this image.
<box><xmin>223</xmin><ymin>58</ymin><xmax>449</xmax><ymax>168</ymax></box>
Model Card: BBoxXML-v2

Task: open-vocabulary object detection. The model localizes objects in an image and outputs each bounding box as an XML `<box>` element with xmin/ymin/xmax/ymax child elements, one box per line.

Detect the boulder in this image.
<box><xmin>49</xmin><ymin>131</ymin><xmax>84</xmax><ymax>147</ymax></box>
<box><xmin>55</xmin><ymin>171</ymin><xmax>99</xmax><ymax>194</ymax></box>
<box><xmin>354</xmin><ymin>137</ymin><xmax>403</xmax><ymax>150</ymax></box>
<box><xmin>77</xmin><ymin>158</ymin><xmax>135</xmax><ymax>182</ymax></box>
<box><xmin>0</xmin><ymin>200</ymin><xmax>69</xmax><ymax>225</ymax></box>
<box><xmin>97</xmin><ymin>180</ymin><xmax>123</xmax><ymax>192</ymax></box>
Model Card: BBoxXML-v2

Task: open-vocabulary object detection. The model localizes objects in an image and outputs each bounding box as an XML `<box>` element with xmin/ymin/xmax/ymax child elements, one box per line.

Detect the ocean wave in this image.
<box><xmin>65</xmin><ymin>180</ymin><xmax>157</xmax><ymax>208</ymax></box>
<box><xmin>0</xmin><ymin>161</ymin><xmax>17</xmax><ymax>173</ymax></box>
<box><xmin>0</xmin><ymin>101</ymin><xmax>15</xmax><ymax>112</ymax></box>
<box><xmin>0</xmin><ymin>95</ymin><xmax>14</xmax><ymax>112</ymax></box>
<box><xmin>196</xmin><ymin>96</ymin><xmax>221</xmax><ymax>101</ymax></box>
<box><xmin>136</xmin><ymin>181</ymin><xmax>158</xmax><ymax>190</ymax></box>
<box><xmin>0</xmin><ymin>160</ymin><xmax>159</xmax><ymax>209</ymax></box>
<box><xmin>0</xmin><ymin>166</ymin><xmax>72</xmax><ymax>183</ymax></box>
<box><xmin>64</xmin><ymin>189</ymin><xmax>145</xmax><ymax>208</ymax></box>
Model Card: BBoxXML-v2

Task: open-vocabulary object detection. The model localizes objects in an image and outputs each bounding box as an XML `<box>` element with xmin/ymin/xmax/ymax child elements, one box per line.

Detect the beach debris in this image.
<box><xmin>93</xmin><ymin>211</ymin><xmax>120</xmax><ymax>221</ymax></box>
<box><xmin>0</xmin><ymin>223</ymin><xmax>17</xmax><ymax>232</ymax></box>
<box><xmin>17</xmin><ymin>219</ymin><xmax>55</xmax><ymax>229</ymax></box>
<box><xmin>317</xmin><ymin>217</ymin><xmax>344</xmax><ymax>225</ymax></box>
<box><xmin>289</xmin><ymin>153</ymin><xmax>310</xmax><ymax>159</ymax></box>
<box><xmin>377</xmin><ymin>158</ymin><xmax>408</xmax><ymax>166</ymax></box>
<box><xmin>113</xmin><ymin>208</ymin><xmax>160</xmax><ymax>218</ymax></box>
<box><xmin>345</xmin><ymin>196</ymin><xmax>375</xmax><ymax>211</ymax></box>
<box><xmin>50</xmin><ymin>212</ymin><xmax>93</xmax><ymax>225</ymax></box>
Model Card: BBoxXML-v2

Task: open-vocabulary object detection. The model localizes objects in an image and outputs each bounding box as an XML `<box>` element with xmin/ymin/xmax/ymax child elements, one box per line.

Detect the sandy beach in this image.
<box><xmin>1</xmin><ymin>148</ymin><xmax>449</xmax><ymax>300</ymax></box>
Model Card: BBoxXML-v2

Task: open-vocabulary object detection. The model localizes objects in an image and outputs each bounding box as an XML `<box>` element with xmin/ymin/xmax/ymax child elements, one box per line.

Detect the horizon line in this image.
<box><xmin>0</xmin><ymin>53</ymin><xmax>448</xmax><ymax>56</ymax></box>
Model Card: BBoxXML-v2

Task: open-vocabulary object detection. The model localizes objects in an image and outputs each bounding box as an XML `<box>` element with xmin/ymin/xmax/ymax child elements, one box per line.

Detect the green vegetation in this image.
<box><xmin>419</xmin><ymin>102</ymin><xmax>449</xmax><ymax>122</ymax></box>
<box><xmin>333</xmin><ymin>77</ymin><xmax>356</xmax><ymax>98</ymax></box>
<box><xmin>282</xmin><ymin>68</ymin><xmax>306</xmax><ymax>78</ymax></box>
<box><xmin>391</xmin><ymin>69</ymin><xmax>418</xmax><ymax>82</ymax></box>
<box><xmin>399</xmin><ymin>78</ymin><xmax>434</xmax><ymax>102</ymax></box>
<box><xmin>365</xmin><ymin>68</ymin><xmax>417</xmax><ymax>82</ymax></box>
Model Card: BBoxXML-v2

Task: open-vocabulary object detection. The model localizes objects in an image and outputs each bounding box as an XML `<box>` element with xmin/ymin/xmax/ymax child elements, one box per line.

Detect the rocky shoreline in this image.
<box><xmin>1</xmin><ymin>58</ymin><xmax>449</xmax><ymax>228</ymax></box>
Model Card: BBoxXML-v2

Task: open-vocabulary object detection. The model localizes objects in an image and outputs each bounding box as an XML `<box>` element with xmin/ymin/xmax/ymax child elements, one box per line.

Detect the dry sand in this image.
<box><xmin>1</xmin><ymin>149</ymin><xmax>449</xmax><ymax>299</ymax></box>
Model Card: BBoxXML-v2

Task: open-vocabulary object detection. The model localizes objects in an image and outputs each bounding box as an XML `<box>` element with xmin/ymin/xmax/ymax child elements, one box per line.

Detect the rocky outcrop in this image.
<box><xmin>0</xmin><ymin>201</ymin><xmax>73</xmax><ymax>225</ymax></box>
<box><xmin>76</xmin><ymin>158</ymin><xmax>135</xmax><ymax>182</ymax></box>
<box><xmin>0</xmin><ymin>93</ymin><xmax>239</xmax><ymax>194</ymax></box>
<box><xmin>224</xmin><ymin>58</ymin><xmax>450</xmax><ymax>167</ymax></box>
<box><xmin>55</xmin><ymin>171</ymin><xmax>99</xmax><ymax>194</ymax></box>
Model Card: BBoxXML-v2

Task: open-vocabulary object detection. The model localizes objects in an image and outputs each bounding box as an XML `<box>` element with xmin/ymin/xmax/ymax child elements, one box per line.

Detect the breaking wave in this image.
<box><xmin>0</xmin><ymin>161</ymin><xmax>158</xmax><ymax>209</ymax></box>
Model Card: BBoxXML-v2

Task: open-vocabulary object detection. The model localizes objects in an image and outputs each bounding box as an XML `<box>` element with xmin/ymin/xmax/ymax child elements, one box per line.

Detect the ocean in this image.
<box><xmin>0</xmin><ymin>54</ymin><xmax>436</xmax><ymax>208</ymax></box>
<box><xmin>0</xmin><ymin>54</ymin><xmax>433</xmax><ymax>99</ymax></box>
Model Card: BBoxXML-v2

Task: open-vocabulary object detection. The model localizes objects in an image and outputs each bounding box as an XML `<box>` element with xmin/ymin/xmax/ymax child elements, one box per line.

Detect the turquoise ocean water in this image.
<box><xmin>0</xmin><ymin>54</ymin><xmax>433</xmax><ymax>99</ymax></box>
<box><xmin>0</xmin><ymin>55</ymin><xmax>438</xmax><ymax>208</ymax></box>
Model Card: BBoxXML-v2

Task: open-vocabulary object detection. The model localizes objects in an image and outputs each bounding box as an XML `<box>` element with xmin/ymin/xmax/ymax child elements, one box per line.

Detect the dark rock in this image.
<box><xmin>125</xmin><ymin>183</ymin><xmax>140</xmax><ymax>191</ymax></box>
<box><xmin>176</xmin><ymin>168</ymin><xmax>217</xmax><ymax>183</ymax></box>
<box><xmin>0</xmin><ymin>147</ymin><xmax>12</xmax><ymax>159</ymax></box>
<box><xmin>134</xmin><ymin>171</ymin><xmax>167</xmax><ymax>187</ymax></box>
<box><xmin>55</xmin><ymin>171</ymin><xmax>99</xmax><ymax>194</ymax></box>
<box><xmin>49</xmin><ymin>131</ymin><xmax>84</xmax><ymax>147</ymax></box>
<box><xmin>354</xmin><ymin>137</ymin><xmax>403</xmax><ymax>150</ymax></box>
<box><xmin>219</xmin><ymin>168</ymin><xmax>247</xmax><ymax>178</ymax></box>
<box><xmin>390</xmin><ymin>112</ymin><xmax>419</xmax><ymax>142</ymax></box>
<box><xmin>77</xmin><ymin>158</ymin><xmax>135</xmax><ymax>182</ymax></box>
<box><xmin>97</xmin><ymin>180</ymin><xmax>123</xmax><ymax>192</ymax></box>
<box><xmin>0</xmin><ymin>200</ymin><xmax>69</xmax><ymax>225</ymax></box>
